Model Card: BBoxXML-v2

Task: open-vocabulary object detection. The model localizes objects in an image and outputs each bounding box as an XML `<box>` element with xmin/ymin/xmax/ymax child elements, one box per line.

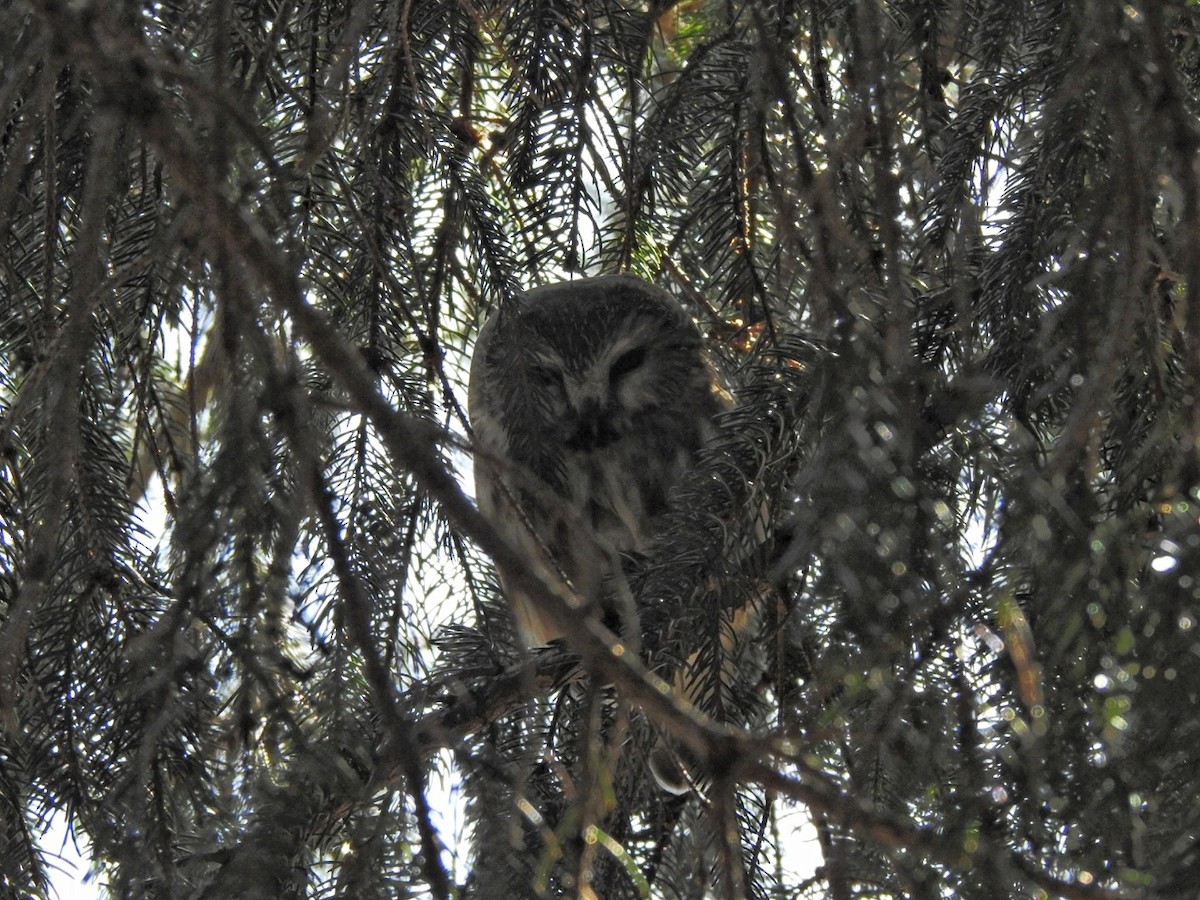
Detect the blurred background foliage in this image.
<box><xmin>1</xmin><ymin>0</ymin><xmax>1199</xmax><ymax>897</ymax></box>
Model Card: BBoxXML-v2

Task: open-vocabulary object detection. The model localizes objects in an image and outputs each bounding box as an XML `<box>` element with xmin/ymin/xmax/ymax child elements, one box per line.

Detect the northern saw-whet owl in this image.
<box><xmin>468</xmin><ymin>274</ymin><xmax>732</xmax><ymax>645</ymax></box>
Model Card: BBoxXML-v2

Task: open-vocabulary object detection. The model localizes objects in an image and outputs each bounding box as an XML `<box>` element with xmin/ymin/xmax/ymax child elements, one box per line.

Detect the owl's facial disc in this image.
<box><xmin>564</xmin><ymin>396</ymin><xmax>620</xmax><ymax>451</ymax></box>
<box><xmin>561</xmin><ymin>340</ymin><xmax>654</xmax><ymax>452</ymax></box>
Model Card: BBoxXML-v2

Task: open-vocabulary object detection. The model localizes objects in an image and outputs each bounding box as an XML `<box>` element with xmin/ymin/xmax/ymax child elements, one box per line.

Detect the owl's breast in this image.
<box><xmin>561</xmin><ymin>430</ymin><xmax>695</xmax><ymax>556</ymax></box>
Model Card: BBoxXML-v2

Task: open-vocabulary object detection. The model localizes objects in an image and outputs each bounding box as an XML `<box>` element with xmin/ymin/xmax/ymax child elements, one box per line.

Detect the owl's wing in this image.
<box><xmin>469</xmin><ymin>310</ymin><xmax>612</xmax><ymax>645</ymax></box>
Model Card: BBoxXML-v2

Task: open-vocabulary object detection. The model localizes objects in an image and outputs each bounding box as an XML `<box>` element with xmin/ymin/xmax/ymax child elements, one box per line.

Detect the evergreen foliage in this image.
<box><xmin>1</xmin><ymin>0</ymin><xmax>1198</xmax><ymax>897</ymax></box>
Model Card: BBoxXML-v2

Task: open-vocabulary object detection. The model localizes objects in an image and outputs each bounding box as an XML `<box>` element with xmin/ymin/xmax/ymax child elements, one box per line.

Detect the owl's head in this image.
<box><xmin>470</xmin><ymin>275</ymin><xmax>727</xmax><ymax>485</ymax></box>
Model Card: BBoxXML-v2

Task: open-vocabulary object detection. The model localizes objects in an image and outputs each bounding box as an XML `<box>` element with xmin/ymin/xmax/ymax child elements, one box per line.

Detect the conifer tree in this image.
<box><xmin>1</xmin><ymin>1</ymin><xmax>1198</xmax><ymax>897</ymax></box>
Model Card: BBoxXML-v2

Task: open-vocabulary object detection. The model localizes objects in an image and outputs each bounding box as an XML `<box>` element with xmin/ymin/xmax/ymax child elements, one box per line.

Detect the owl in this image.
<box><xmin>468</xmin><ymin>274</ymin><xmax>731</xmax><ymax>646</ymax></box>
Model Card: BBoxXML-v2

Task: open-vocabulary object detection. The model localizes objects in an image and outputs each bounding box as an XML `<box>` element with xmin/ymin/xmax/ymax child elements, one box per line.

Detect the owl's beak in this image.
<box><xmin>565</xmin><ymin>398</ymin><xmax>619</xmax><ymax>451</ymax></box>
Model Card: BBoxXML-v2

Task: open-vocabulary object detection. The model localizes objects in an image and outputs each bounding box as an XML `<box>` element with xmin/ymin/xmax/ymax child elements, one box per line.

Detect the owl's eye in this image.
<box><xmin>529</xmin><ymin>363</ymin><xmax>563</xmax><ymax>389</ymax></box>
<box><xmin>609</xmin><ymin>346</ymin><xmax>647</xmax><ymax>383</ymax></box>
